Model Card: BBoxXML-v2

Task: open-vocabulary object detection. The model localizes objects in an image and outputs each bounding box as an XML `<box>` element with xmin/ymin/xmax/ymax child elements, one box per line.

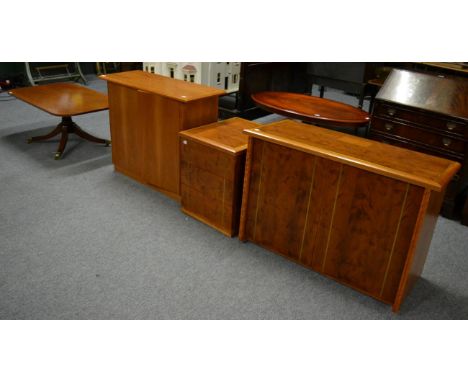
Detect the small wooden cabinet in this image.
<box><xmin>239</xmin><ymin>120</ymin><xmax>460</xmax><ymax>311</ymax></box>
<box><xmin>101</xmin><ymin>70</ymin><xmax>225</xmax><ymax>199</ymax></box>
<box><xmin>179</xmin><ymin>118</ymin><xmax>259</xmax><ymax>236</ymax></box>
<box><xmin>369</xmin><ymin>69</ymin><xmax>468</xmax><ymax>222</ymax></box>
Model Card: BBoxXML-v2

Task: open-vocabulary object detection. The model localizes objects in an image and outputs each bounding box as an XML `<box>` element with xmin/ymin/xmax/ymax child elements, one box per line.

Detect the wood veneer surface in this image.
<box><xmin>252</xmin><ymin>91</ymin><xmax>370</xmax><ymax>127</ymax></box>
<box><xmin>243</xmin><ymin>120</ymin><xmax>460</xmax><ymax>191</ymax></box>
<box><xmin>101</xmin><ymin>70</ymin><xmax>225</xmax><ymax>102</ymax></box>
<box><xmin>9</xmin><ymin>83</ymin><xmax>108</xmax><ymax>117</ymax></box>
<box><xmin>179</xmin><ymin>117</ymin><xmax>258</xmax><ymax>155</ymax></box>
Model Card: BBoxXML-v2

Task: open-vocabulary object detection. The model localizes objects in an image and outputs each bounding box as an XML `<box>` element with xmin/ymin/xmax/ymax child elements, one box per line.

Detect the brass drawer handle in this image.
<box><xmin>442</xmin><ymin>138</ymin><xmax>452</xmax><ymax>147</ymax></box>
<box><xmin>384</xmin><ymin>123</ymin><xmax>394</xmax><ymax>131</ymax></box>
<box><xmin>446</xmin><ymin>122</ymin><xmax>457</xmax><ymax>131</ymax></box>
<box><xmin>387</xmin><ymin>108</ymin><xmax>396</xmax><ymax>116</ymax></box>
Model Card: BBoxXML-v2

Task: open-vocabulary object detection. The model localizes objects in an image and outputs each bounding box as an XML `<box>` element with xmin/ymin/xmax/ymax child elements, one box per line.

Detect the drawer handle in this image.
<box><xmin>387</xmin><ymin>108</ymin><xmax>396</xmax><ymax>116</ymax></box>
<box><xmin>442</xmin><ymin>138</ymin><xmax>452</xmax><ymax>147</ymax></box>
<box><xmin>446</xmin><ymin>122</ymin><xmax>456</xmax><ymax>131</ymax></box>
<box><xmin>384</xmin><ymin>123</ymin><xmax>394</xmax><ymax>131</ymax></box>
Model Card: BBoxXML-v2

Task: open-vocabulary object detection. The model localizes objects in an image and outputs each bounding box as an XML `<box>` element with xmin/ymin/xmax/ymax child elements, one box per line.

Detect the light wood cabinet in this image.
<box><xmin>101</xmin><ymin>70</ymin><xmax>225</xmax><ymax>199</ymax></box>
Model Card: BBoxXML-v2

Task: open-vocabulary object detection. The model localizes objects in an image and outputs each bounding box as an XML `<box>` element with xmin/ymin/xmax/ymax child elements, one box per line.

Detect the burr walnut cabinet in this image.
<box><xmin>179</xmin><ymin>118</ymin><xmax>259</xmax><ymax>237</ymax></box>
<box><xmin>101</xmin><ymin>70</ymin><xmax>225</xmax><ymax>200</ymax></box>
<box><xmin>239</xmin><ymin>120</ymin><xmax>460</xmax><ymax>312</ymax></box>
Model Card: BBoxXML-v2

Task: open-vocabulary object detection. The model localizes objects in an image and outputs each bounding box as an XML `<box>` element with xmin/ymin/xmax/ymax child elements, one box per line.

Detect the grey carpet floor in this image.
<box><xmin>1</xmin><ymin>77</ymin><xmax>467</xmax><ymax>319</ymax></box>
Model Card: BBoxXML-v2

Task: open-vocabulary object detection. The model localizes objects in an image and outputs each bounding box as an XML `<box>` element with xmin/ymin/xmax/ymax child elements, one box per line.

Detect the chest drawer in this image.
<box><xmin>369</xmin><ymin>131</ymin><xmax>464</xmax><ymax>164</ymax></box>
<box><xmin>374</xmin><ymin>102</ymin><xmax>468</xmax><ymax>139</ymax></box>
<box><xmin>371</xmin><ymin>117</ymin><xmax>466</xmax><ymax>156</ymax></box>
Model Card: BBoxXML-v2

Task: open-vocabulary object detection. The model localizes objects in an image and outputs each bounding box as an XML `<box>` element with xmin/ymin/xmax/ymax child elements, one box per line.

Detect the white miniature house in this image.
<box><xmin>143</xmin><ymin>62</ymin><xmax>241</xmax><ymax>93</ymax></box>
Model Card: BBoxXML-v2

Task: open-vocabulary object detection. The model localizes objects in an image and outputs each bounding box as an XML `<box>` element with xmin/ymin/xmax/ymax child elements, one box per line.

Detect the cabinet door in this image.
<box><xmin>107</xmin><ymin>83</ymin><xmax>151</xmax><ymax>182</ymax></box>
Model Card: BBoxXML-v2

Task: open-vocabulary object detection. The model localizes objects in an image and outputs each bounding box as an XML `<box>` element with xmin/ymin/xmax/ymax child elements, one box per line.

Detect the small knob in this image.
<box><xmin>182</xmin><ymin>140</ymin><xmax>188</xmax><ymax>145</ymax></box>
<box><xmin>446</xmin><ymin>122</ymin><xmax>456</xmax><ymax>131</ymax></box>
<box><xmin>442</xmin><ymin>138</ymin><xmax>451</xmax><ymax>147</ymax></box>
<box><xmin>384</xmin><ymin>123</ymin><xmax>393</xmax><ymax>131</ymax></box>
<box><xmin>387</xmin><ymin>108</ymin><xmax>396</xmax><ymax>116</ymax></box>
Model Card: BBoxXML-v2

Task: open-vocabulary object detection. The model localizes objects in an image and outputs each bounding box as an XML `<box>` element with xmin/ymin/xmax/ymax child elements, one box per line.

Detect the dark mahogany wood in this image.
<box><xmin>239</xmin><ymin>120</ymin><xmax>460</xmax><ymax>312</ymax></box>
<box><xmin>9</xmin><ymin>83</ymin><xmax>110</xmax><ymax>159</ymax></box>
<box><xmin>370</xmin><ymin>69</ymin><xmax>468</xmax><ymax>223</ymax></box>
<box><xmin>251</xmin><ymin>91</ymin><xmax>370</xmax><ymax>129</ymax></box>
<box><xmin>179</xmin><ymin>118</ymin><xmax>258</xmax><ymax>236</ymax></box>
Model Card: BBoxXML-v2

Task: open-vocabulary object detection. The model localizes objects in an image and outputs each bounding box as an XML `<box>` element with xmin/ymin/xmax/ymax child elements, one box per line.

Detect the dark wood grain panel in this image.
<box><xmin>180</xmin><ymin>139</ymin><xmax>234</xmax><ymax>180</ymax></box>
<box><xmin>182</xmin><ymin>185</ymin><xmax>233</xmax><ymax>234</ymax></box>
<box><xmin>322</xmin><ymin>166</ymin><xmax>411</xmax><ymax>297</ymax></box>
<box><xmin>380</xmin><ymin>184</ymin><xmax>425</xmax><ymax>303</ymax></box>
<box><xmin>248</xmin><ymin>141</ymin><xmax>315</xmax><ymax>260</ymax></box>
<box><xmin>299</xmin><ymin>157</ymin><xmax>342</xmax><ymax>271</ymax></box>
<box><xmin>180</xmin><ymin>161</ymin><xmax>233</xmax><ymax>203</ymax></box>
<box><xmin>238</xmin><ymin>120</ymin><xmax>458</xmax><ymax>310</ymax></box>
<box><xmin>180</xmin><ymin>118</ymin><xmax>251</xmax><ymax>237</ymax></box>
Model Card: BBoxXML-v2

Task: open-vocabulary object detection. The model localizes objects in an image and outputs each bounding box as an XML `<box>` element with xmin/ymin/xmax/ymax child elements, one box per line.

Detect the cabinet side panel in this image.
<box><xmin>393</xmin><ymin>188</ymin><xmax>444</xmax><ymax>311</ymax></box>
<box><xmin>243</xmin><ymin>139</ymin><xmax>265</xmax><ymax>240</ymax></box>
<box><xmin>230</xmin><ymin>152</ymin><xmax>246</xmax><ymax>236</ymax></box>
<box><xmin>179</xmin><ymin>97</ymin><xmax>219</xmax><ymax>131</ymax></box>
<box><xmin>250</xmin><ymin>141</ymin><xmax>315</xmax><ymax>260</ymax></box>
<box><xmin>322</xmin><ymin>166</ymin><xmax>411</xmax><ymax>299</ymax></box>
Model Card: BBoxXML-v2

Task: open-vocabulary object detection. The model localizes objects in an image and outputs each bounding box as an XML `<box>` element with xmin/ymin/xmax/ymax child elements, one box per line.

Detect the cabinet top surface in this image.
<box><xmin>180</xmin><ymin>117</ymin><xmax>258</xmax><ymax>154</ymax></box>
<box><xmin>8</xmin><ymin>83</ymin><xmax>108</xmax><ymax>117</ymax></box>
<box><xmin>376</xmin><ymin>69</ymin><xmax>468</xmax><ymax>120</ymax></box>
<box><xmin>244</xmin><ymin>119</ymin><xmax>460</xmax><ymax>191</ymax></box>
<box><xmin>100</xmin><ymin>70</ymin><xmax>225</xmax><ymax>102</ymax></box>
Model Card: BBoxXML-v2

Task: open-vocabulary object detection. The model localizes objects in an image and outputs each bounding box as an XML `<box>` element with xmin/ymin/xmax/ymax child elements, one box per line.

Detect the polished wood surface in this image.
<box><xmin>370</xmin><ymin>69</ymin><xmax>468</xmax><ymax>222</ymax></box>
<box><xmin>251</xmin><ymin>91</ymin><xmax>370</xmax><ymax>128</ymax></box>
<box><xmin>101</xmin><ymin>70</ymin><xmax>225</xmax><ymax>102</ymax></box>
<box><xmin>103</xmin><ymin>72</ymin><xmax>221</xmax><ymax>199</ymax></box>
<box><xmin>9</xmin><ymin>83</ymin><xmax>108</xmax><ymax>117</ymax></box>
<box><xmin>9</xmin><ymin>83</ymin><xmax>109</xmax><ymax>159</ymax></box>
<box><xmin>377</xmin><ymin>69</ymin><xmax>468</xmax><ymax>119</ymax></box>
<box><xmin>180</xmin><ymin>118</ymin><xmax>258</xmax><ymax>236</ymax></box>
<box><xmin>243</xmin><ymin>120</ymin><xmax>460</xmax><ymax>192</ymax></box>
<box><xmin>239</xmin><ymin>120</ymin><xmax>459</xmax><ymax>311</ymax></box>
<box><xmin>179</xmin><ymin>117</ymin><xmax>254</xmax><ymax>154</ymax></box>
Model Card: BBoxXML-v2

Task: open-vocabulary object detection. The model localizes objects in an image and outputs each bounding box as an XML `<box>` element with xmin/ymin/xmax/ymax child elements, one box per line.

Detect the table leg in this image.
<box><xmin>27</xmin><ymin>116</ymin><xmax>110</xmax><ymax>160</ymax></box>
<box><xmin>27</xmin><ymin>123</ymin><xmax>62</xmax><ymax>143</ymax></box>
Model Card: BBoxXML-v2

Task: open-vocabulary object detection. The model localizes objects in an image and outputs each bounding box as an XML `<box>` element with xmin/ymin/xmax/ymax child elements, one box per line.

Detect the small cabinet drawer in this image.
<box><xmin>371</xmin><ymin>117</ymin><xmax>466</xmax><ymax>155</ymax></box>
<box><xmin>374</xmin><ymin>102</ymin><xmax>468</xmax><ymax>138</ymax></box>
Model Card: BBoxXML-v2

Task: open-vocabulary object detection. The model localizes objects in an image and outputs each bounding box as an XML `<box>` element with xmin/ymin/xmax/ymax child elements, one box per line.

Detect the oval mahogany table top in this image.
<box><xmin>251</xmin><ymin>91</ymin><xmax>370</xmax><ymax>128</ymax></box>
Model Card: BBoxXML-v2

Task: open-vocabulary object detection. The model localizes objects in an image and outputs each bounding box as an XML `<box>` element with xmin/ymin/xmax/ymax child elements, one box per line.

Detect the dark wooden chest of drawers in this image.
<box><xmin>369</xmin><ymin>69</ymin><xmax>468</xmax><ymax>222</ymax></box>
